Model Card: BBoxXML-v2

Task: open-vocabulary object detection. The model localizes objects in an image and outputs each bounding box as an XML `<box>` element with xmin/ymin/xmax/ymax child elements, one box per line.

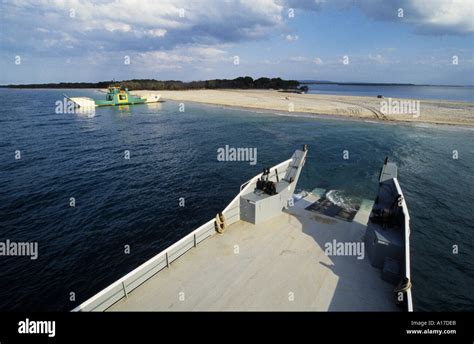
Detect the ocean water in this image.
<box><xmin>0</xmin><ymin>88</ymin><xmax>473</xmax><ymax>311</ymax></box>
<box><xmin>305</xmin><ymin>83</ymin><xmax>474</xmax><ymax>102</ymax></box>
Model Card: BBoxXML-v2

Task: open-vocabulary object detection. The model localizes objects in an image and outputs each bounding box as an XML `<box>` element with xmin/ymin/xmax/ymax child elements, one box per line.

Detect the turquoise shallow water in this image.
<box><xmin>0</xmin><ymin>88</ymin><xmax>473</xmax><ymax>311</ymax></box>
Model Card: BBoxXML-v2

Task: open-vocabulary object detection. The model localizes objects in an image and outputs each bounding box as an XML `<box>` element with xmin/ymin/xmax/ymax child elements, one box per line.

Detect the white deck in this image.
<box><xmin>108</xmin><ymin>193</ymin><xmax>398</xmax><ymax>311</ymax></box>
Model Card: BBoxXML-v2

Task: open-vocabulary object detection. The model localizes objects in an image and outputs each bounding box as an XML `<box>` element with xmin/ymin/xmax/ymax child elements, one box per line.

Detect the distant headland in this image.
<box><xmin>3</xmin><ymin>78</ymin><xmax>470</xmax><ymax>90</ymax></box>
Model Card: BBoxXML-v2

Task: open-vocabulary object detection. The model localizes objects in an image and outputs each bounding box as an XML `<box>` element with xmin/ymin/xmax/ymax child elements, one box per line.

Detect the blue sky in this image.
<box><xmin>1</xmin><ymin>0</ymin><xmax>473</xmax><ymax>85</ymax></box>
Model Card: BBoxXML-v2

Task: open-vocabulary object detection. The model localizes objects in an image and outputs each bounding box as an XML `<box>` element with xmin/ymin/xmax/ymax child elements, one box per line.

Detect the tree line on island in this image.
<box><xmin>3</xmin><ymin>77</ymin><xmax>307</xmax><ymax>91</ymax></box>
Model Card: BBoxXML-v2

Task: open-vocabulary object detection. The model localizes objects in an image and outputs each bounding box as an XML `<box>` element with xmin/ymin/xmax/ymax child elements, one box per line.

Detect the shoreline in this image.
<box><xmin>133</xmin><ymin>89</ymin><xmax>474</xmax><ymax>127</ymax></box>
<box><xmin>162</xmin><ymin>98</ymin><xmax>474</xmax><ymax>130</ymax></box>
<box><xmin>2</xmin><ymin>87</ymin><xmax>472</xmax><ymax>126</ymax></box>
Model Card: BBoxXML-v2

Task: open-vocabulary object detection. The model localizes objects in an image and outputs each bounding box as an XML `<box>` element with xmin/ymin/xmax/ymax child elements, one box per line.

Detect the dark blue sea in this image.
<box><xmin>0</xmin><ymin>88</ymin><xmax>473</xmax><ymax>311</ymax></box>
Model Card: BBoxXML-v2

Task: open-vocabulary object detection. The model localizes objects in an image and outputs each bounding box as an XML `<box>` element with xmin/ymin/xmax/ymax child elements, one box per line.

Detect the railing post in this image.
<box><xmin>166</xmin><ymin>252</ymin><xmax>169</xmax><ymax>268</ymax></box>
<box><xmin>122</xmin><ymin>281</ymin><xmax>128</xmax><ymax>298</ymax></box>
<box><xmin>193</xmin><ymin>233</ymin><xmax>197</xmax><ymax>247</ymax></box>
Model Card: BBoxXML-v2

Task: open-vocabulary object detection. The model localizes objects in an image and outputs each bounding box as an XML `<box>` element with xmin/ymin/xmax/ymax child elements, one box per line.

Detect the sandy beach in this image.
<box><xmin>133</xmin><ymin>89</ymin><xmax>474</xmax><ymax>126</ymax></box>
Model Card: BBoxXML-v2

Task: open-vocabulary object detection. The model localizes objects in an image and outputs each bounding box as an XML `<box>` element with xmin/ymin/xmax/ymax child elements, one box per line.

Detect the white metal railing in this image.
<box><xmin>72</xmin><ymin>157</ymin><xmax>293</xmax><ymax>312</ymax></box>
<box><xmin>72</xmin><ymin>218</ymin><xmax>215</xmax><ymax>312</ymax></box>
<box><xmin>393</xmin><ymin>177</ymin><xmax>413</xmax><ymax>312</ymax></box>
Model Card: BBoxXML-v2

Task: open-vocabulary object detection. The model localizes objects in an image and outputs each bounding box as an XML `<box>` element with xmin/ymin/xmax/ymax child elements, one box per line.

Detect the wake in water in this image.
<box><xmin>325</xmin><ymin>190</ymin><xmax>361</xmax><ymax>212</ymax></box>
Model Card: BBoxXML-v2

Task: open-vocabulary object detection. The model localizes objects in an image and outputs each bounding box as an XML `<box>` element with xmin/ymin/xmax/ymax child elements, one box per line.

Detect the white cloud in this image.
<box><xmin>133</xmin><ymin>44</ymin><xmax>230</xmax><ymax>72</ymax></box>
<box><xmin>3</xmin><ymin>0</ymin><xmax>471</xmax><ymax>60</ymax></box>
<box><xmin>282</xmin><ymin>0</ymin><xmax>474</xmax><ymax>34</ymax></box>
<box><xmin>2</xmin><ymin>0</ymin><xmax>285</xmax><ymax>54</ymax></box>
<box><xmin>137</xmin><ymin>51</ymin><xmax>193</xmax><ymax>64</ymax></box>
<box><xmin>144</xmin><ymin>29</ymin><xmax>167</xmax><ymax>38</ymax></box>
<box><xmin>186</xmin><ymin>45</ymin><xmax>228</xmax><ymax>59</ymax></box>
<box><xmin>2</xmin><ymin>0</ymin><xmax>472</xmax><ymax>85</ymax></box>
<box><xmin>104</xmin><ymin>22</ymin><xmax>132</xmax><ymax>33</ymax></box>
<box><xmin>351</xmin><ymin>0</ymin><xmax>474</xmax><ymax>35</ymax></box>
<box><xmin>288</xmin><ymin>56</ymin><xmax>307</xmax><ymax>62</ymax></box>
<box><xmin>410</xmin><ymin>0</ymin><xmax>474</xmax><ymax>34</ymax></box>
<box><xmin>285</xmin><ymin>34</ymin><xmax>299</xmax><ymax>41</ymax></box>
<box><xmin>368</xmin><ymin>53</ymin><xmax>388</xmax><ymax>64</ymax></box>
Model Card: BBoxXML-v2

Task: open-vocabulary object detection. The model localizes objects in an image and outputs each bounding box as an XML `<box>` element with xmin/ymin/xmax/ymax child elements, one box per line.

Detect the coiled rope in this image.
<box><xmin>215</xmin><ymin>212</ymin><xmax>227</xmax><ymax>234</ymax></box>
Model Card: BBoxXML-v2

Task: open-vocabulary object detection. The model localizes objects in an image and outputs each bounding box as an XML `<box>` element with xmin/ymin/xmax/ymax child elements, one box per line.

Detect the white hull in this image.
<box><xmin>139</xmin><ymin>93</ymin><xmax>161</xmax><ymax>103</ymax></box>
<box><xmin>68</xmin><ymin>97</ymin><xmax>97</xmax><ymax>108</ymax></box>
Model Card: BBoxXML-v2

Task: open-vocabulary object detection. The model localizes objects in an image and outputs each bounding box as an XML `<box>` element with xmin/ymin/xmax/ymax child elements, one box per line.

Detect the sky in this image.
<box><xmin>0</xmin><ymin>0</ymin><xmax>473</xmax><ymax>85</ymax></box>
